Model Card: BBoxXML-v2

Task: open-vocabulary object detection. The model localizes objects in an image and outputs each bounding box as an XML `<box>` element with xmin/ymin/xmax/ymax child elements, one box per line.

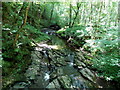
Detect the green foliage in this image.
<box><xmin>58</xmin><ymin>24</ymin><xmax>119</xmax><ymax>82</ymax></box>
<box><xmin>87</xmin><ymin>27</ymin><xmax>119</xmax><ymax>82</ymax></box>
<box><xmin>2</xmin><ymin>1</ymin><xmax>119</xmax><ymax>87</ymax></box>
<box><xmin>57</xmin><ymin>25</ymin><xmax>86</xmax><ymax>47</ymax></box>
<box><xmin>83</xmin><ymin>26</ymin><xmax>118</xmax><ymax>54</ymax></box>
<box><xmin>2</xmin><ymin>2</ymin><xmax>50</xmax><ymax>87</ymax></box>
<box><xmin>92</xmin><ymin>54</ymin><xmax>120</xmax><ymax>81</ymax></box>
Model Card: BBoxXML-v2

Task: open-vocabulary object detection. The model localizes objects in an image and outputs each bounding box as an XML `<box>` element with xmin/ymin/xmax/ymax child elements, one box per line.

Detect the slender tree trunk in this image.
<box><xmin>13</xmin><ymin>2</ymin><xmax>31</xmax><ymax>47</ymax></box>
<box><xmin>80</xmin><ymin>3</ymin><xmax>84</xmax><ymax>25</ymax></box>
<box><xmin>89</xmin><ymin>2</ymin><xmax>92</xmax><ymax>24</ymax></box>
<box><xmin>69</xmin><ymin>3</ymin><xmax>72</xmax><ymax>28</ymax></box>
<box><xmin>71</xmin><ymin>2</ymin><xmax>81</xmax><ymax>27</ymax></box>
<box><xmin>50</xmin><ymin>3</ymin><xmax>55</xmax><ymax>23</ymax></box>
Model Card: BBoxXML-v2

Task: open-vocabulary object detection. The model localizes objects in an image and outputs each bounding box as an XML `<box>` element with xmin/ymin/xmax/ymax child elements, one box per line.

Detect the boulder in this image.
<box><xmin>58</xmin><ymin>75</ymin><xmax>72</xmax><ymax>88</ymax></box>
<box><xmin>79</xmin><ymin>68</ymin><xmax>96</xmax><ymax>83</ymax></box>
<box><xmin>46</xmin><ymin>79</ymin><xmax>61</xmax><ymax>88</ymax></box>
<box><xmin>49</xmin><ymin>24</ymin><xmax>61</xmax><ymax>30</ymax></box>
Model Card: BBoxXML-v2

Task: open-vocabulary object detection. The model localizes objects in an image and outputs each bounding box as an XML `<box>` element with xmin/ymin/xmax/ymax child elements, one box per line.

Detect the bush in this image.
<box><xmin>57</xmin><ymin>25</ymin><xmax>120</xmax><ymax>82</ymax></box>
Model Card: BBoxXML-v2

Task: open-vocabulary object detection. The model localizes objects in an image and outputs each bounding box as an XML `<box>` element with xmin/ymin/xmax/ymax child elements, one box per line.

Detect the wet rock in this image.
<box><xmin>56</xmin><ymin>57</ymin><xmax>67</xmax><ymax>66</ymax></box>
<box><xmin>76</xmin><ymin>52</ymin><xmax>86</xmax><ymax>60</ymax></box>
<box><xmin>46</xmin><ymin>81</ymin><xmax>56</xmax><ymax>88</ymax></box>
<box><xmin>41</xmin><ymin>28</ymin><xmax>56</xmax><ymax>35</ymax></box>
<box><xmin>47</xmin><ymin>51</ymin><xmax>56</xmax><ymax>60</ymax></box>
<box><xmin>31</xmin><ymin>51</ymin><xmax>42</xmax><ymax>63</ymax></box>
<box><xmin>25</xmin><ymin>67</ymin><xmax>38</xmax><ymax>80</ymax></box>
<box><xmin>49</xmin><ymin>24</ymin><xmax>61</xmax><ymax>30</ymax></box>
<box><xmin>57</xmin><ymin>68</ymin><xmax>64</xmax><ymax>76</ymax></box>
<box><xmin>50</xmin><ymin>70</ymin><xmax>58</xmax><ymax>80</ymax></box>
<box><xmin>79</xmin><ymin>68</ymin><xmax>96</xmax><ymax>83</ymax></box>
<box><xmin>47</xmin><ymin>50</ymin><xmax>68</xmax><ymax>66</ymax></box>
<box><xmin>58</xmin><ymin>75</ymin><xmax>72</xmax><ymax>88</ymax></box>
<box><xmin>10</xmin><ymin>81</ymin><xmax>29</xmax><ymax>89</ymax></box>
<box><xmin>85</xmin><ymin>68</ymin><xmax>95</xmax><ymax>78</ymax></box>
<box><xmin>29</xmin><ymin>74</ymin><xmax>49</xmax><ymax>88</ymax></box>
<box><xmin>58</xmin><ymin>66</ymin><xmax>78</xmax><ymax>76</ymax></box>
<box><xmin>71</xmin><ymin>75</ymin><xmax>88</xmax><ymax>88</ymax></box>
<box><xmin>74</xmin><ymin>59</ymin><xmax>86</xmax><ymax>67</ymax></box>
<box><xmin>46</xmin><ymin>79</ymin><xmax>61</xmax><ymax>88</ymax></box>
<box><xmin>24</xmin><ymin>51</ymin><xmax>42</xmax><ymax>81</ymax></box>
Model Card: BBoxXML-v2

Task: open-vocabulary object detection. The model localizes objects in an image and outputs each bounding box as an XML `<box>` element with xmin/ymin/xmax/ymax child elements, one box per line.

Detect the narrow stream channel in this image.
<box><xmin>8</xmin><ymin>29</ymin><xmax>115</xmax><ymax>89</ymax></box>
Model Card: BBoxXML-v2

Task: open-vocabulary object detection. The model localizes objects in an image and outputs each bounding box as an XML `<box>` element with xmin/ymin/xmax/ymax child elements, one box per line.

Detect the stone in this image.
<box><xmin>57</xmin><ymin>68</ymin><xmax>64</xmax><ymax>76</ymax></box>
<box><xmin>46</xmin><ymin>79</ymin><xmax>60</xmax><ymax>88</ymax></box>
<box><xmin>12</xmin><ymin>82</ymin><xmax>28</xmax><ymax>89</ymax></box>
<box><xmin>58</xmin><ymin>75</ymin><xmax>72</xmax><ymax>88</ymax></box>
<box><xmin>56</xmin><ymin>57</ymin><xmax>67</xmax><ymax>66</ymax></box>
<box><xmin>75</xmin><ymin>59</ymin><xmax>86</xmax><ymax>67</ymax></box>
<box><xmin>79</xmin><ymin>68</ymin><xmax>95</xmax><ymax>83</ymax></box>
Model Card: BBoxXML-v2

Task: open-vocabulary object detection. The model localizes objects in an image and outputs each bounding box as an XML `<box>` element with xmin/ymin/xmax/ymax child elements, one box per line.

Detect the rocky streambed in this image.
<box><xmin>8</xmin><ymin>29</ymin><xmax>114</xmax><ymax>89</ymax></box>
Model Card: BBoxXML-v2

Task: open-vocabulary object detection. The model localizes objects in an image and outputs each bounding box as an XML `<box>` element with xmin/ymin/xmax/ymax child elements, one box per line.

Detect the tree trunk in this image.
<box><xmin>13</xmin><ymin>2</ymin><xmax>31</xmax><ymax>47</ymax></box>
<box><xmin>50</xmin><ymin>3</ymin><xmax>55</xmax><ymax>23</ymax></box>
<box><xmin>71</xmin><ymin>2</ymin><xmax>81</xmax><ymax>27</ymax></box>
<box><xmin>69</xmin><ymin>3</ymin><xmax>72</xmax><ymax>28</ymax></box>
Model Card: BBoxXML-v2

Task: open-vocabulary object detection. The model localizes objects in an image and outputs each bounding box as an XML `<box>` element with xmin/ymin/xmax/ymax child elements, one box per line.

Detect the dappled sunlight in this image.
<box><xmin>57</xmin><ymin>28</ymin><xmax>66</xmax><ymax>33</ymax></box>
<box><xmin>36</xmin><ymin>43</ymin><xmax>64</xmax><ymax>50</ymax></box>
<box><xmin>2</xmin><ymin>1</ymin><xmax>119</xmax><ymax>89</ymax></box>
<box><xmin>86</xmin><ymin>27</ymin><xmax>93</xmax><ymax>32</ymax></box>
<box><xmin>85</xmin><ymin>40</ymin><xmax>95</xmax><ymax>46</ymax></box>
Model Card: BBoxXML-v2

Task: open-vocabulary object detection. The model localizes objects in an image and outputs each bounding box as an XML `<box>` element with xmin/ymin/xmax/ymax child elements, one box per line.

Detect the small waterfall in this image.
<box><xmin>42</xmin><ymin>50</ymin><xmax>48</xmax><ymax>58</ymax></box>
<box><xmin>68</xmin><ymin>53</ymin><xmax>74</xmax><ymax>66</ymax></box>
<box><xmin>44</xmin><ymin>72</ymin><xmax>50</xmax><ymax>81</ymax></box>
<box><xmin>45</xmin><ymin>31</ymin><xmax>49</xmax><ymax>34</ymax></box>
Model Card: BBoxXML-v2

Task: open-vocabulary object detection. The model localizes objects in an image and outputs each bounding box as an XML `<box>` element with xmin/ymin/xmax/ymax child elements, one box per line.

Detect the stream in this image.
<box><xmin>8</xmin><ymin>28</ymin><xmax>115</xmax><ymax>89</ymax></box>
